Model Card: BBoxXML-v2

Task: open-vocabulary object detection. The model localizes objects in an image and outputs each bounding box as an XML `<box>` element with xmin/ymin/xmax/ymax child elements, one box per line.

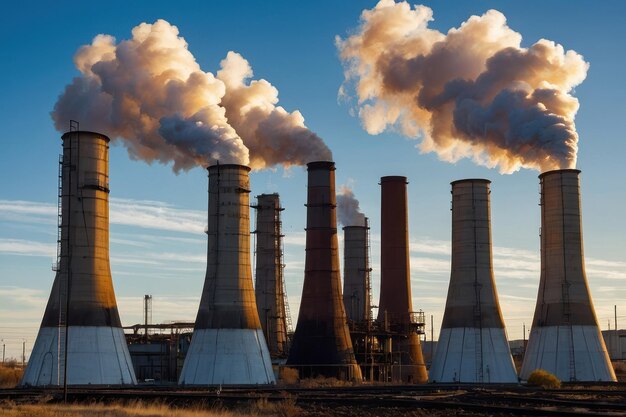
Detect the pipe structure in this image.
<box><xmin>253</xmin><ymin>193</ymin><xmax>288</xmax><ymax>358</ymax></box>
<box><xmin>342</xmin><ymin>222</ymin><xmax>370</xmax><ymax>322</ymax></box>
<box><xmin>179</xmin><ymin>164</ymin><xmax>275</xmax><ymax>385</ymax></box>
<box><xmin>378</xmin><ymin>176</ymin><xmax>428</xmax><ymax>383</ymax></box>
<box><xmin>286</xmin><ymin>161</ymin><xmax>362</xmax><ymax>381</ymax></box>
<box><xmin>520</xmin><ymin>169</ymin><xmax>615</xmax><ymax>382</ymax></box>
<box><xmin>22</xmin><ymin>131</ymin><xmax>136</xmax><ymax>386</ymax></box>
<box><xmin>429</xmin><ymin>179</ymin><xmax>517</xmax><ymax>383</ymax></box>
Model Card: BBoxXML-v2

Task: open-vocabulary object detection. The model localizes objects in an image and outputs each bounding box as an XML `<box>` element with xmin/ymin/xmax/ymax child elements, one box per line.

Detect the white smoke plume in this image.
<box><xmin>337</xmin><ymin>186</ymin><xmax>366</xmax><ymax>227</ymax></box>
<box><xmin>336</xmin><ymin>1</ymin><xmax>589</xmax><ymax>173</ymax></box>
<box><xmin>52</xmin><ymin>20</ymin><xmax>331</xmax><ymax>172</ymax></box>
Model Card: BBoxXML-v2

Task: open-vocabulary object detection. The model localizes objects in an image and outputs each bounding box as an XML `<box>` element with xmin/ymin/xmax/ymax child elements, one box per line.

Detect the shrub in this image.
<box><xmin>527</xmin><ymin>369</ymin><xmax>561</xmax><ymax>389</ymax></box>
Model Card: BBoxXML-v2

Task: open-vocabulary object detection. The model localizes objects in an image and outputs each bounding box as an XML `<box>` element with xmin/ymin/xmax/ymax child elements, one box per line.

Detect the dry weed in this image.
<box><xmin>527</xmin><ymin>369</ymin><xmax>561</xmax><ymax>389</ymax></box>
<box><xmin>298</xmin><ymin>375</ymin><xmax>353</xmax><ymax>388</ymax></box>
<box><xmin>0</xmin><ymin>363</ymin><xmax>23</xmax><ymax>388</ymax></box>
<box><xmin>0</xmin><ymin>401</ymin><xmax>250</xmax><ymax>417</ymax></box>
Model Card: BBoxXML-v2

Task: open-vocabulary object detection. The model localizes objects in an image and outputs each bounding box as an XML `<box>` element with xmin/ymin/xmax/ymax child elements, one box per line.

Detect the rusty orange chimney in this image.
<box><xmin>286</xmin><ymin>161</ymin><xmax>362</xmax><ymax>381</ymax></box>
<box><xmin>378</xmin><ymin>176</ymin><xmax>427</xmax><ymax>383</ymax></box>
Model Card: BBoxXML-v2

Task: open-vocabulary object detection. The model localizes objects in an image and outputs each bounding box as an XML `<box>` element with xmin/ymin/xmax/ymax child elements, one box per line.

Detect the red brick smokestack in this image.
<box><xmin>378</xmin><ymin>176</ymin><xmax>428</xmax><ymax>383</ymax></box>
<box><xmin>286</xmin><ymin>161</ymin><xmax>362</xmax><ymax>381</ymax></box>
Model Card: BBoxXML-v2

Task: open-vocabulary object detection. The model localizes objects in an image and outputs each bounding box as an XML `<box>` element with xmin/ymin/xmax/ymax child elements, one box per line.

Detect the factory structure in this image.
<box><xmin>22</xmin><ymin>129</ymin><xmax>136</xmax><ymax>386</ymax></box>
<box><xmin>19</xmin><ymin>129</ymin><xmax>616</xmax><ymax>386</ymax></box>
<box><xmin>429</xmin><ymin>179</ymin><xmax>517</xmax><ymax>383</ymax></box>
<box><xmin>178</xmin><ymin>164</ymin><xmax>275</xmax><ymax>385</ymax></box>
<box><xmin>520</xmin><ymin>170</ymin><xmax>615</xmax><ymax>382</ymax></box>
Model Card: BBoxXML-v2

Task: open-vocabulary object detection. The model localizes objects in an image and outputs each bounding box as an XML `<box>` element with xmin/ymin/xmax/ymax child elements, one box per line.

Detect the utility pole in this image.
<box><xmin>2</xmin><ymin>340</ymin><xmax>5</xmax><ymax>363</ymax></box>
<box><xmin>22</xmin><ymin>340</ymin><xmax>26</xmax><ymax>367</ymax></box>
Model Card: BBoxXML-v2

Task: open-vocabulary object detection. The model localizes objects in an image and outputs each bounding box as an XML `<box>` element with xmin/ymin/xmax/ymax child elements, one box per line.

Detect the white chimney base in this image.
<box><xmin>21</xmin><ymin>326</ymin><xmax>136</xmax><ymax>386</ymax></box>
<box><xmin>179</xmin><ymin>328</ymin><xmax>275</xmax><ymax>385</ymax></box>
<box><xmin>429</xmin><ymin>327</ymin><xmax>518</xmax><ymax>383</ymax></box>
<box><xmin>520</xmin><ymin>325</ymin><xmax>616</xmax><ymax>382</ymax></box>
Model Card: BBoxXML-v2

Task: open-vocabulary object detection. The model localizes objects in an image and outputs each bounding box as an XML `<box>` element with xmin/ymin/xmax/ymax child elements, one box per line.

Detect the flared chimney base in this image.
<box><xmin>21</xmin><ymin>326</ymin><xmax>136</xmax><ymax>386</ymax></box>
<box><xmin>179</xmin><ymin>329</ymin><xmax>275</xmax><ymax>385</ymax></box>
<box><xmin>520</xmin><ymin>325</ymin><xmax>616</xmax><ymax>382</ymax></box>
<box><xmin>429</xmin><ymin>327</ymin><xmax>517</xmax><ymax>383</ymax></box>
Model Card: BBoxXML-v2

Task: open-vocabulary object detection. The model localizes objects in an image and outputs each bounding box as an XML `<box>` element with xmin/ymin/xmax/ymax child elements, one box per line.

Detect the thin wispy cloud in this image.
<box><xmin>0</xmin><ymin>239</ymin><xmax>56</xmax><ymax>257</ymax></box>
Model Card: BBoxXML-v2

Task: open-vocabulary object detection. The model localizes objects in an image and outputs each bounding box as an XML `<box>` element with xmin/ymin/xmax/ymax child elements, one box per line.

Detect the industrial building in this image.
<box><xmin>19</xmin><ymin>127</ymin><xmax>622</xmax><ymax>387</ymax></box>
<box><xmin>22</xmin><ymin>129</ymin><xmax>136</xmax><ymax>386</ymax></box>
<box><xmin>286</xmin><ymin>161</ymin><xmax>362</xmax><ymax>381</ymax></box>
<box><xmin>178</xmin><ymin>164</ymin><xmax>275</xmax><ymax>386</ymax></box>
<box><xmin>429</xmin><ymin>179</ymin><xmax>517</xmax><ymax>383</ymax></box>
<box><xmin>342</xmin><ymin>221</ymin><xmax>372</xmax><ymax>323</ymax></box>
<box><xmin>376</xmin><ymin>176</ymin><xmax>428</xmax><ymax>383</ymax></box>
<box><xmin>520</xmin><ymin>169</ymin><xmax>615</xmax><ymax>382</ymax></box>
<box><xmin>252</xmin><ymin>194</ymin><xmax>292</xmax><ymax>359</ymax></box>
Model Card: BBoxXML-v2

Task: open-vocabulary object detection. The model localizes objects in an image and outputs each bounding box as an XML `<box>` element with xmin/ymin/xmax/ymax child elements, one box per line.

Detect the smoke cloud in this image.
<box><xmin>336</xmin><ymin>1</ymin><xmax>589</xmax><ymax>173</ymax></box>
<box><xmin>337</xmin><ymin>186</ymin><xmax>366</xmax><ymax>227</ymax></box>
<box><xmin>52</xmin><ymin>20</ymin><xmax>331</xmax><ymax>172</ymax></box>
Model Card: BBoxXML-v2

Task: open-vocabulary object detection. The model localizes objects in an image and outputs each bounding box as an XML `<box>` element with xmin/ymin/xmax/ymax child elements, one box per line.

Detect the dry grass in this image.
<box><xmin>527</xmin><ymin>369</ymin><xmax>561</xmax><ymax>389</ymax></box>
<box><xmin>0</xmin><ymin>362</ymin><xmax>23</xmax><ymax>388</ymax></box>
<box><xmin>0</xmin><ymin>399</ymin><xmax>302</xmax><ymax>417</ymax></box>
<box><xmin>298</xmin><ymin>376</ymin><xmax>354</xmax><ymax>388</ymax></box>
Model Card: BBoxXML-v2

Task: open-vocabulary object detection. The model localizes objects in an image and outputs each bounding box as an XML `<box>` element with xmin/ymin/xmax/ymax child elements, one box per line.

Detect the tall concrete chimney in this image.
<box><xmin>342</xmin><ymin>221</ymin><xmax>371</xmax><ymax>322</ymax></box>
<box><xmin>22</xmin><ymin>130</ymin><xmax>136</xmax><ymax>386</ymax></box>
<box><xmin>429</xmin><ymin>179</ymin><xmax>517</xmax><ymax>383</ymax></box>
<box><xmin>179</xmin><ymin>164</ymin><xmax>275</xmax><ymax>385</ymax></box>
<box><xmin>520</xmin><ymin>169</ymin><xmax>615</xmax><ymax>382</ymax></box>
<box><xmin>286</xmin><ymin>161</ymin><xmax>362</xmax><ymax>381</ymax></box>
<box><xmin>253</xmin><ymin>193</ymin><xmax>289</xmax><ymax>358</ymax></box>
<box><xmin>378</xmin><ymin>176</ymin><xmax>428</xmax><ymax>383</ymax></box>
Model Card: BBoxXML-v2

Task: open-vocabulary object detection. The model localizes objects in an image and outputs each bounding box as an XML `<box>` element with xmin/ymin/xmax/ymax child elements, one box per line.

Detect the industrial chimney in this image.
<box><xmin>429</xmin><ymin>179</ymin><xmax>517</xmax><ymax>383</ymax></box>
<box><xmin>286</xmin><ymin>161</ymin><xmax>362</xmax><ymax>381</ymax></box>
<box><xmin>342</xmin><ymin>220</ymin><xmax>371</xmax><ymax>322</ymax></box>
<box><xmin>22</xmin><ymin>130</ymin><xmax>136</xmax><ymax>386</ymax></box>
<box><xmin>253</xmin><ymin>193</ymin><xmax>289</xmax><ymax>358</ymax></box>
<box><xmin>378</xmin><ymin>176</ymin><xmax>428</xmax><ymax>383</ymax></box>
<box><xmin>520</xmin><ymin>169</ymin><xmax>615</xmax><ymax>382</ymax></box>
<box><xmin>179</xmin><ymin>164</ymin><xmax>275</xmax><ymax>385</ymax></box>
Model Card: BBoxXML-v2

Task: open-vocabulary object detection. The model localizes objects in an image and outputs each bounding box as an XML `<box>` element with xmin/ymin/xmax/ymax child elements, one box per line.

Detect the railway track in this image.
<box><xmin>2</xmin><ymin>385</ymin><xmax>626</xmax><ymax>416</ymax></box>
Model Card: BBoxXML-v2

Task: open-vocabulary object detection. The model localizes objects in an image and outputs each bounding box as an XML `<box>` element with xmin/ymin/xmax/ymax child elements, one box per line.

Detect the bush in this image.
<box><xmin>527</xmin><ymin>369</ymin><xmax>561</xmax><ymax>389</ymax></box>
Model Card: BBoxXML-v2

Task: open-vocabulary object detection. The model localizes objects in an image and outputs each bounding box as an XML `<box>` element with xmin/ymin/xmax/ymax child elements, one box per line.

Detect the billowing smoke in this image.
<box><xmin>337</xmin><ymin>186</ymin><xmax>366</xmax><ymax>227</ymax></box>
<box><xmin>336</xmin><ymin>1</ymin><xmax>589</xmax><ymax>173</ymax></box>
<box><xmin>52</xmin><ymin>20</ymin><xmax>331</xmax><ymax>172</ymax></box>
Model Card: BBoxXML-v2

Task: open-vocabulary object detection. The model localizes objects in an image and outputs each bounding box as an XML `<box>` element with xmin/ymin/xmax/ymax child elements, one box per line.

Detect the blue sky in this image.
<box><xmin>1</xmin><ymin>1</ymin><xmax>626</xmax><ymax>360</ymax></box>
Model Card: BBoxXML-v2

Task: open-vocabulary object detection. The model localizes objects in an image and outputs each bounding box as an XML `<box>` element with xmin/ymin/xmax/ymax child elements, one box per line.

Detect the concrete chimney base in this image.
<box><xmin>520</xmin><ymin>325</ymin><xmax>616</xmax><ymax>382</ymax></box>
<box><xmin>179</xmin><ymin>328</ymin><xmax>275</xmax><ymax>385</ymax></box>
<box><xmin>21</xmin><ymin>326</ymin><xmax>136</xmax><ymax>386</ymax></box>
<box><xmin>429</xmin><ymin>327</ymin><xmax>517</xmax><ymax>383</ymax></box>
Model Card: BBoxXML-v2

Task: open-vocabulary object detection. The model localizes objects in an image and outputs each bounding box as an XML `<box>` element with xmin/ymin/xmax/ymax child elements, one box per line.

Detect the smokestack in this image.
<box><xmin>179</xmin><ymin>164</ymin><xmax>275</xmax><ymax>385</ymax></box>
<box><xmin>429</xmin><ymin>179</ymin><xmax>517</xmax><ymax>383</ymax></box>
<box><xmin>22</xmin><ymin>130</ymin><xmax>136</xmax><ymax>386</ymax></box>
<box><xmin>253</xmin><ymin>193</ymin><xmax>289</xmax><ymax>358</ymax></box>
<box><xmin>520</xmin><ymin>169</ymin><xmax>615</xmax><ymax>382</ymax></box>
<box><xmin>286</xmin><ymin>161</ymin><xmax>362</xmax><ymax>381</ymax></box>
<box><xmin>378</xmin><ymin>176</ymin><xmax>428</xmax><ymax>383</ymax></box>
<box><xmin>342</xmin><ymin>220</ymin><xmax>371</xmax><ymax>322</ymax></box>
